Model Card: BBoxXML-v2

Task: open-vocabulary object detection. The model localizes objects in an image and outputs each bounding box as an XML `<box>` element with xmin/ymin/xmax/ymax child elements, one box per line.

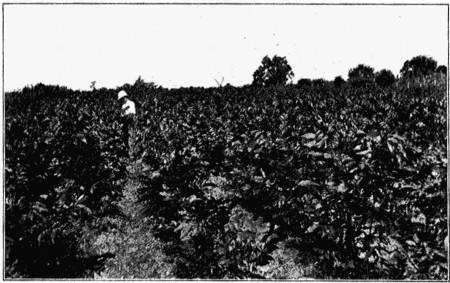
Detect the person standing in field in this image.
<box><xmin>118</xmin><ymin>90</ymin><xmax>136</xmax><ymax>157</ymax></box>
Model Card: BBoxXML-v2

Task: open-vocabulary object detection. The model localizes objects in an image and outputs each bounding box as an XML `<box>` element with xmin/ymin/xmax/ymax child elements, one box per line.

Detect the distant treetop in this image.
<box><xmin>400</xmin><ymin>55</ymin><xmax>437</xmax><ymax>78</ymax></box>
<box><xmin>436</xmin><ymin>65</ymin><xmax>447</xmax><ymax>76</ymax></box>
<box><xmin>252</xmin><ymin>55</ymin><xmax>294</xmax><ymax>87</ymax></box>
<box><xmin>348</xmin><ymin>64</ymin><xmax>375</xmax><ymax>87</ymax></box>
<box><xmin>375</xmin><ymin>69</ymin><xmax>396</xmax><ymax>87</ymax></box>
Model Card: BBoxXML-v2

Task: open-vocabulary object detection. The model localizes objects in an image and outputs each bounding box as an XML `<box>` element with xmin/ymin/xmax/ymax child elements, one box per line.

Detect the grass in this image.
<box><xmin>88</xmin><ymin>145</ymin><xmax>327</xmax><ymax>279</ymax></box>
<box><xmin>91</xmin><ymin>159</ymin><xmax>174</xmax><ymax>279</ymax></box>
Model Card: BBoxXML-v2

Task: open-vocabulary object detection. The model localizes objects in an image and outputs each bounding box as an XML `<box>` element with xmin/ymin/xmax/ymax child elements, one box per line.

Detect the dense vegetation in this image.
<box><xmin>4</xmin><ymin>64</ymin><xmax>448</xmax><ymax>279</ymax></box>
<box><xmin>5</xmin><ymin>85</ymin><xmax>128</xmax><ymax>277</ymax></box>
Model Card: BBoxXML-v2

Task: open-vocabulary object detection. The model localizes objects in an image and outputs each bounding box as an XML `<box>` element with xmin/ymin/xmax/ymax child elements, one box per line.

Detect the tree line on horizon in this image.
<box><xmin>252</xmin><ymin>54</ymin><xmax>447</xmax><ymax>89</ymax></box>
<box><xmin>6</xmin><ymin>54</ymin><xmax>447</xmax><ymax>98</ymax></box>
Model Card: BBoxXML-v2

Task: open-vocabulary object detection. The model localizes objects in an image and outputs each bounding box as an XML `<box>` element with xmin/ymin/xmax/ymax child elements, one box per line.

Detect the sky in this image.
<box><xmin>3</xmin><ymin>2</ymin><xmax>448</xmax><ymax>91</ymax></box>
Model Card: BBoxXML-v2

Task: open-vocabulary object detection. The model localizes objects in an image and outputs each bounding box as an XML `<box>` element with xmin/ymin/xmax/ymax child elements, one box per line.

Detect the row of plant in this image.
<box><xmin>5</xmin><ymin>79</ymin><xmax>447</xmax><ymax>279</ymax></box>
<box><xmin>5</xmin><ymin>86</ymin><xmax>129</xmax><ymax>277</ymax></box>
<box><xmin>132</xmin><ymin>83</ymin><xmax>447</xmax><ymax>279</ymax></box>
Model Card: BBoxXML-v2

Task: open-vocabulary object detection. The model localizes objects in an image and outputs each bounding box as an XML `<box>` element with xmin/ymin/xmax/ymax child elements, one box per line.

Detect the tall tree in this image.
<box><xmin>375</xmin><ymin>69</ymin><xmax>396</xmax><ymax>87</ymax></box>
<box><xmin>348</xmin><ymin>64</ymin><xmax>375</xmax><ymax>87</ymax></box>
<box><xmin>252</xmin><ymin>55</ymin><xmax>294</xmax><ymax>87</ymax></box>
<box><xmin>400</xmin><ymin>55</ymin><xmax>437</xmax><ymax>78</ymax></box>
<box><xmin>436</xmin><ymin>65</ymin><xmax>447</xmax><ymax>77</ymax></box>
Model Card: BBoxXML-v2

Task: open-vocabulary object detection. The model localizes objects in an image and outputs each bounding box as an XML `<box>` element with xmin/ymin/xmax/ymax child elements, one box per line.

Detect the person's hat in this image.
<box><xmin>118</xmin><ymin>90</ymin><xmax>128</xmax><ymax>100</ymax></box>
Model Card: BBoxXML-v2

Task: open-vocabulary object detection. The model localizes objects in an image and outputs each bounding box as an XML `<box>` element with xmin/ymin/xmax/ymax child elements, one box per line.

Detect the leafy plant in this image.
<box><xmin>134</xmin><ymin>82</ymin><xmax>447</xmax><ymax>279</ymax></box>
<box><xmin>5</xmin><ymin>72</ymin><xmax>447</xmax><ymax>280</ymax></box>
<box><xmin>5</xmin><ymin>87</ymin><xmax>127</xmax><ymax>278</ymax></box>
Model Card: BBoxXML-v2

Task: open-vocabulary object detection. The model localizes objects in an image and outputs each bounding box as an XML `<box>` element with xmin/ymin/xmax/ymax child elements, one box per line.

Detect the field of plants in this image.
<box><xmin>4</xmin><ymin>78</ymin><xmax>448</xmax><ymax>279</ymax></box>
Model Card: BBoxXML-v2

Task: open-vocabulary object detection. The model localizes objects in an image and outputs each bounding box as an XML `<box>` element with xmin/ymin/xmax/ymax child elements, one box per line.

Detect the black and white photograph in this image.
<box><xmin>2</xmin><ymin>0</ymin><xmax>448</xmax><ymax>280</ymax></box>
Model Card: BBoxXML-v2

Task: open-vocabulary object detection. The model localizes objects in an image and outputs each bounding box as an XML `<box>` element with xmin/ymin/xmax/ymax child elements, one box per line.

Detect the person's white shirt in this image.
<box><xmin>122</xmin><ymin>99</ymin><xmax>136</xmax><ymax>116</ymax></box>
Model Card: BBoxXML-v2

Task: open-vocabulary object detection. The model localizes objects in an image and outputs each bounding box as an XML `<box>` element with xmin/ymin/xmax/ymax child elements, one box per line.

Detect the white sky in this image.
<box><xmin>3</xmin><ymin>2</ymin><xmax>448</xmax><ymax>91</ymax></box>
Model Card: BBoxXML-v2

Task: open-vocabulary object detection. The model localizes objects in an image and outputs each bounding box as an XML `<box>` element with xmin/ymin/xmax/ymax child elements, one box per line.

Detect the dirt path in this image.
<box><xmin>91</xmin><ymin>160</ymin><xmax>173</xmax><ymax>279</ymax></box>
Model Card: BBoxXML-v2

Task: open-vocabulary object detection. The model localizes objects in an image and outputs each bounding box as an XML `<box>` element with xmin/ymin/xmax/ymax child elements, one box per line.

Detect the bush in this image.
<box><xmin>135</xmin><ymin>85</ymin><xmax>447</xmax><ymax>279</ymax></box>
<box><xmin>297</xmin><ymin>78</ymin><xmax>312</xmax><ymax>87</ymax></box>
<box><xmin>375</xmin><ymin>69</ymin><xmax>396</xmax><ymax>87</ymax></box>
<box><xmin>5</xmin><ymin>89</ymin><xmax>127</xmax><ymax>278</ymax></box>
<box><xmin>348</xmin><ymin>64</ymin><xmax>375</xmax><ymax>87</ymax></box>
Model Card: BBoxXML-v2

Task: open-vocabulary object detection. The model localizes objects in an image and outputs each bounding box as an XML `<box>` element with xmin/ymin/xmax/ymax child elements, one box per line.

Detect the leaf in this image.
<box><xmin>387</xmin><ymin>143</ymin><xmax>395</xmax><ymax>153</ymax></box>
<box><xmin>433</xmin><ymin>250</ymin><xmax>447</xmax><ymax>259</ymax></box>
<box><xmin>179</xmin><ymin>223</ymin><xmax>198</xmax><ymax>241</ymax></box>
<box><xmin>202</xmin><ymin>182</ymin><xmax>218</xmax><ymax>188</ymax></box>
<box><xmin>298</xmin><ymin>180</ymin><xmax>320</xmax><ymax>187</ymax></box>
<box><xmin>388</xmin><ymin>137</ymin><xmax>398</xmax><ymax>144</ymax></box>
<box><xmin>306</xmin><ymin>222</ymin><xmax>320</xmax><ymax>233</ymax></box>
<box><xmin>367</xmin><ymin>130</ymin><xmax>378</xmax><ymax>137</ymax></box>
<box><xmin>264</xmin><ymin>235</ymin><xmax>281</xmax><ymax>252</ymax></box>
<box><xmin>77</xmin><ymin>194</ymin><xmax>86</xmax><ymax>203</ymax></box>
<box><xmin>405</xmin><ymin>240</ymin><xmax>416</xmax><ymax>246</ymax></box>
<box><xmin>151</xmin><ymin>171</ymin><xmax>161</xmax><ymax>179</ymax></box>
<box><xmin>188</xmin><ymin>195</ymin><xmax>201</xmax><ymax>203</ymax></box>
<box><xmin>305</xmin><ymin>140</ymin><xmax>316</xmax><ymax>148</ymax></box>
<box><xmin>33</xmin><ymin>202</ymin><xmax>48</xmax><ymax>213</ymax></box>
<box><xmin>324</xmin><ymin>153</ymin><xmax>332</xmax><ymax>159</ymax></box>
<box><xmin>411</xmin><ymin>213</ymin><xmax>426</xmax><ymax>224</ymax></box>
<box><xmin>142</xmin><ymin>164</ymin><xmax>151</xmax><ymax>172</ymax></box>
<box><xmin>219</xmin><ymin>258</ymin><xmax>230</xmax><ymax>266</ymax></box>
<box><xmin>372</xmin><ymin>135</ymin><xmax>382</xmax><ymax>143</ymax></box>
<box><xmin>254</xmin><ymin>130</ymin><xmax>264</xmax><ymax>140</ymax></box>
<box><xmin>181</xmin><ymin>123</ymin><xmax>191</xmax><ymax>129</ymax></box>
<box><xmin>308</xmin><ymin>151</ymin><xmax>323</xmax><ymax>157</ymax></box>
<box><xmin>356</xmin><ymin>149</ymin><xmax>371</xmax><ymax>156</ymax></box>
<box><xmin>337</xmin><ymin>183</ymin><xmax>346</xmax><ymax>193</ymax></box>
<box><xmin>174</xmin><ymin>222</ymin><xmax>187</xmax><ymax>232</ymax></box>
<box><xmin>302</xmin><ymin>133</ymin><xmax>316</xmax><ymax>139</ymax></box>
<box><xmin>77</xmin><ymin>204</ymin><xmax>92</xmax><ymax>215</ymax></box>
<box><xmin>332</xmin><ymin>183</ymin><xmax>347</xmax><ymax>193</ymax></box>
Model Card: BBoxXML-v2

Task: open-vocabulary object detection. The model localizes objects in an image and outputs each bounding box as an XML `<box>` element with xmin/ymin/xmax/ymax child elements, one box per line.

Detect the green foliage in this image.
<box><xmin>348</xmin><ymin>64</ymin><xmax>375</xmax><ymax>87</ymax></box>
<box><xmin>252</xmin><ymin>55</ymin><xmax>294</xmax><ymax>87</ymax></box>
<box><xmin>436</xmin><ymin>65</ymin><xmax>447</xmax><ymax>76</ymax></box>
<box><xmin>5</xmin><ymin>75</ymin><xmax>447</xmax><ymax>279</ymax></box>
<box><xmin>133</xmin><ymin>83</ymin><xmax>447</xmax><ymax>279</ymax></box>
<box><xmin>400</xmin><ymin>55</ymin><xmax>438</xmax><ymax>79</ymax></box>
<box><xmin>297</xmin><ymin>78</ymin><xmax>312</xmax><ymax>87</ymax></box>
<box><xmin>334</xmin><ymin>76</ymin><xmax>345</xmax><ymax>88</ymax></box>
<box><xmin>5</xmin><ymin>86</ymin><xmax>127</xmax><ymax>278</ymax></box>
<box><xmin>312</xmin><ymin>78</ymin><xmax>327</xmax><ymax>87</ymax></box>
<box><xmin>375</xmin><ymin>69</ymin><xmax>396</xmax><ymax>87</ymax></box>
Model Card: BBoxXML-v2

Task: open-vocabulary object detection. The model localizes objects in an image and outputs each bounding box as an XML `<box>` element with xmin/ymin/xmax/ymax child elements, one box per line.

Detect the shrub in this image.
<box><xmin>375</xmin><ymin>69</ymin><xmax>396</xmax><ymax>87</ymax></box>
<box><xmin>348</xmin><ymin>64</ymin><xmax>375</xmax><ymax>87</ymax></box>
<box><xmin>5</xmin><ymin>89</ymin><xmax>127</xmax><ymax>278</ymax></box>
